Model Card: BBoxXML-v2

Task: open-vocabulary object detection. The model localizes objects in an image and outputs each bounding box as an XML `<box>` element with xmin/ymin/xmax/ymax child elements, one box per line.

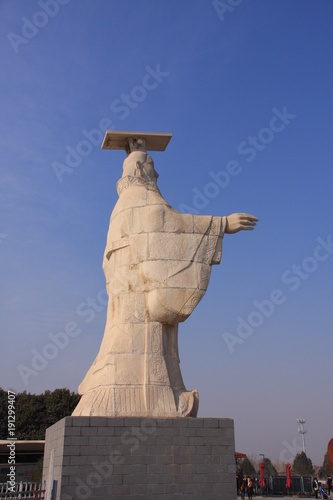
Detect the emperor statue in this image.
<box><xmin>73</xmin><ymin>132</ymin><xmax>258</xmax><ymax>418</ymax></box>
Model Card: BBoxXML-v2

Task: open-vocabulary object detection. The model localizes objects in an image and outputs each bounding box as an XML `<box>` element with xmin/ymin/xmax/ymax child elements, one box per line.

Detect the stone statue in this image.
<box><xmin>72</xmin><ymin>132</ymin><xmax>258</xmax><ymax>418</ymax></box>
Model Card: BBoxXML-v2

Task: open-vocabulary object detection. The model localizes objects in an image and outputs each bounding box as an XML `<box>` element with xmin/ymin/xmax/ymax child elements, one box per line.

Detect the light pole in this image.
<box><xmin>297</xmin><ymin>418</ymin><xmax>307</xmax><ymax>454</ymax></box>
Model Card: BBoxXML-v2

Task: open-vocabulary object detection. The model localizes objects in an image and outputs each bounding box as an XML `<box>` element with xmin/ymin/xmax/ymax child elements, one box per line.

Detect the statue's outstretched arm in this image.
<box><xmin>225</xmin><ymin>213</ymin><xmax>258</xmax><ymax>234</ymax></box>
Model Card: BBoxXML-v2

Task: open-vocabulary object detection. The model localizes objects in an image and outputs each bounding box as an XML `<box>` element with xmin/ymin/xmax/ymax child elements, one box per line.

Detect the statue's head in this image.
<box><xmin>122</xmin><ymin>150</ymin><xmax>159</xmax><ymax>182</ymax></box>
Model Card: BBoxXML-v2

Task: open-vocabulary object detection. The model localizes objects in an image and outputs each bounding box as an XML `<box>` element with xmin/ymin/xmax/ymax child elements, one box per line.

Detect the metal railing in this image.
<box><xmin>255</xmin><ymin>474</ymin><xmax>314</xmax><ymax>495</ymax></box>
<box><xmin>0</xmin><ymin>482</ymin><xmax>45</xmax><ymax>499</ymax></box>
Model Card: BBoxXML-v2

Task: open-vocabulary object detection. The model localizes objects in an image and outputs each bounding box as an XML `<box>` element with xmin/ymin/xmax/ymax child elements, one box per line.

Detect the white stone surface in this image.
<box><xmin>73</xmin><ymin>138</ymin><xmax>258</xmax><ymax>418</ymax></box>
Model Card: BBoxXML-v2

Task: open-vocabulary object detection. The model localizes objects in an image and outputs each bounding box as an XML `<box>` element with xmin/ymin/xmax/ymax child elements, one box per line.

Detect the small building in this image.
<box><xmin>0</xmin><ymin>440</ymin><xmax>44</xmax><ymax>483</ymax></box>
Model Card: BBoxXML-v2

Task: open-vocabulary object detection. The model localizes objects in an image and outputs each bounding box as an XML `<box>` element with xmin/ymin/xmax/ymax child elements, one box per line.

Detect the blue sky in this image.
<box><xmin>1</xmin><ymin>0</ymin><xmax>332</xmax><ymax>466</ymax></box>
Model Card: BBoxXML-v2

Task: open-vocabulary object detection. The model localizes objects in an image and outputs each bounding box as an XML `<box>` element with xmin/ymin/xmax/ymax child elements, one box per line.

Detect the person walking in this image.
<box><xmin>247</xmin><ymin>476</ymin><xmax>253</xmax><ymax>500</ymax></box>
<box><xmin>313</xmin><ymin>477</ymin><xmax>319</xmax><ymax>499</ymax></box>
<box><xmin>239</xmin><ymin>477</ymin><xmax>246</xmax><ymax>499</ymax></box>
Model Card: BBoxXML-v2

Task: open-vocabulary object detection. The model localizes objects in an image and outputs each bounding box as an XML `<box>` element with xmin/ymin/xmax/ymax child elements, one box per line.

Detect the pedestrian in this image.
<box><xmin>313</xmin><ymin>477</ymin><xmax>319</xmax><ymax>499</ymax></box>
<box><xmin>247</xmin><ymin>476</ymin><xmax>253</xmax><ymax>500</ymax></box>
<box><xmin>239</xmin><ymin>477</ymin><xmax>246</xmax><ymax>499</ymax></box>
<box><xmin>327</xmin><ymin>477</ymin><xmax>332</xmax><ymax>495</ymax></box>
<box><xmin>236</xmin><ymin>474</ymin><xmax>241</xmax><ymax>494</ymax></box>
<box><xmin>319</xmin><ymin>482</ymin><xmax>329</xmax><ymax>499</ymax></box>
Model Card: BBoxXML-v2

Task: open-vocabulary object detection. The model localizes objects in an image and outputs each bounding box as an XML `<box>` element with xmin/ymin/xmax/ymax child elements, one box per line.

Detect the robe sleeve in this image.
<box><xmin>211</xmin><ymin>215</ymin><xmax>227</xmax><ymax>264</ymax></box>
<box><xmin>146</xmin><ymin>212</ymin><xmax>227</xmax><ymax>325</ymax></box>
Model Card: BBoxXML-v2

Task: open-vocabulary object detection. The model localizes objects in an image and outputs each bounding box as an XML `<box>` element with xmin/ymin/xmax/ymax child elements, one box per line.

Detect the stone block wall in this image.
<box><xmin>43</xmin><ymin>416</ymin><xmax>236</xmax><ymax>499</ymax></box>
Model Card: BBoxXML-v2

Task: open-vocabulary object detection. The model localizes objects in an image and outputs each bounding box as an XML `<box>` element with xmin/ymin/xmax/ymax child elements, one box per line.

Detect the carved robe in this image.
<box><xmin>73</xmin><ymin>174</ymin><xmax>226</xmax><ymax>417</ymax></box>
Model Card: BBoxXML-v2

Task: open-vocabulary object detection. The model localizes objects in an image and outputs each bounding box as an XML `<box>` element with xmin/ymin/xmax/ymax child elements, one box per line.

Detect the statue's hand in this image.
<box><xmin>225</xmin><ymin>213</ymin><xmax>258</xmax><ymax>234</ymax></box>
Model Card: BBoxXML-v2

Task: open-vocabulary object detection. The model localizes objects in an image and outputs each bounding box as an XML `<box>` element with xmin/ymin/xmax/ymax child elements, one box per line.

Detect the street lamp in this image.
<box><xmin>297</xmin><ymin>418</ymin><xmax>307</xmax><ymax>455</ymax></box>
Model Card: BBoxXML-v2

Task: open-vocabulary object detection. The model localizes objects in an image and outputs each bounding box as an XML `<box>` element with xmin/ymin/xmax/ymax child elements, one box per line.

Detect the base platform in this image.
<box><xmin>43</xmin><ymin>416</ymin><xmax>236</xmax><ymax>499</ymax></box>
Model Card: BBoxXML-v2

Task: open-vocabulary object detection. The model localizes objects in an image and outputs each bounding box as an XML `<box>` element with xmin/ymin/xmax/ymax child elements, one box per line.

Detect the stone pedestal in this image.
<box><xmin>43</xmin><ymin>416</ymin><xmax>237</xmax><ymax>499</ymax></box>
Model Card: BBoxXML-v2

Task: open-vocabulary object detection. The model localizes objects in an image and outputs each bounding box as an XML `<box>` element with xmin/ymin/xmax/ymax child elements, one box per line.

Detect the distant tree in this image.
<box><xmin>44</xmin><ymin>388</ymin><xmax>80</xmax><ymax>430</ymax></box>
<box><xmin>292</xmin><ymin>451</ymin><xmax>314</xmax><ymax>476</ymax></box>
<box><xmin>0</xmin><ymin>389</ymin><xmax>8</xmax><ymax>438</ymax></box>
<box><xmin>247</xmin><ymin>454</ymin><xmax>260</xmax><ymax>472</ymax></box>
<box><xmin>239</xmin><ymin>457</ymin><xmax>256</xmax><ymax>477</ymax></box>
<box><xmin>319</xmin><ymin>453</ymin><xmax>333</xmax><ymax>478</ymax></box>
<box><xmin>15</xmin><ymin>391</ymin><xmax>46</xmax><ymax>440</ymax></box>
<box><xmin>262</xmin><ymin>457</ymin><xmax>278</xmax><ymax>476</ymax></box>
<box><xmin>31</xmin><ymin>457</ymin><xmax>43</xmax><ymax>483</ymax></box>
<box><xmin>0</xmin><ymin>388</ymin><xmax>80</xmax><ymax>440</ymax></box>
